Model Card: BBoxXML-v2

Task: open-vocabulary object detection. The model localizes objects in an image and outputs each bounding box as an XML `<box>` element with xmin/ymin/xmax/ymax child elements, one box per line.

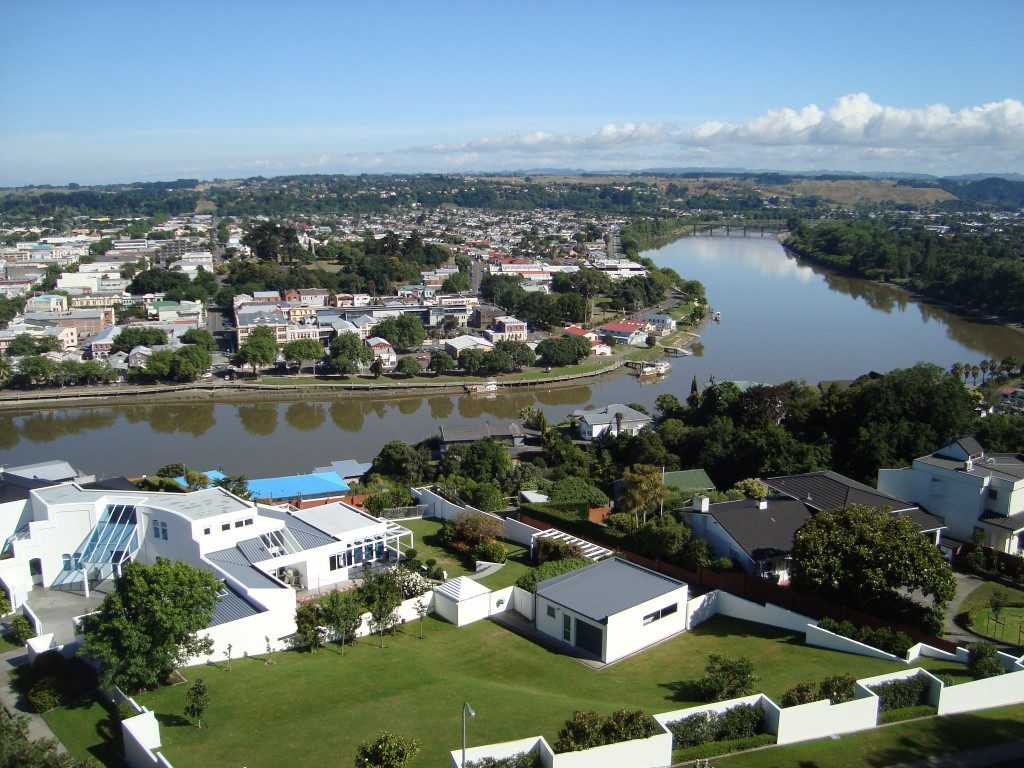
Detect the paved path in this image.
<box><xmin>944</xmin><ymin>571</ymin><xmax>986</xmax><ymax>646</ymax></box>
<box><xmin>469</xmin><ymin>562</ymin><xmax>504</xmax><ymax>580</ymax></box>
<box><xmin>885</xmin><ymin>739</ymin><xmax>1024</xmax><ymax>768</ymax></box>
<box><xmin>0</xmin><ymin>648</ymin><xmax>67</xmax><ymax>753</ymax></box>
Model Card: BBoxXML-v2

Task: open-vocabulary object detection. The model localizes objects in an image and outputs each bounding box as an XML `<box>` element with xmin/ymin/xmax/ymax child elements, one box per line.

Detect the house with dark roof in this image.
<box><xmin>878</xmin><ymin>437</ymin><xmax>1024</xmax><ymax>555</ymax></box>
<box><xmin>439</xmin><ymin>422</ymin><xmax>526</xmax><ymax>452</ymax></box>
<box><xmin>533</xmin><ymin>557</ymin><xmax>688</xmax><ymax>663</ymax></box>
<box><xmin>686</xmin><ymin>469</ymin><xmax>947</xmax><ymax>581</ymax></box>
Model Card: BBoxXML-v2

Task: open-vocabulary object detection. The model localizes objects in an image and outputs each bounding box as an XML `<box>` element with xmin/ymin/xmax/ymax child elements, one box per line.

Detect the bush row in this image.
<box><xmin>818</xmin><ymin>617</ymin><xmax>913</xmax><ymax>656</ymax></box>
<box><xmin>554</xmin><ymin>709</ymin><xmax>661</xmax><ymax>753</ymax></box>
<box><xmin>868</xmin><ymin>674</ymin><xmax>930</xmax><ymax>711</ymax></box>
<box><xmin>21</xmin><ymin>650</ymin><xmax>97</xmax><ymax>713</ymax></box>
<box><xmin>673</xmin><ymin>733</ymin><xmax>776</xmax><ymax>762</ymax></box>
<box><xmin>515</xmin><ymin>558</ymin><xmax>591</xmax><ymax>593</ymax></box>
<box><xmin>781</xmin><ymin>675</ymin><xmax>857</xmax><ymax>707</ymax></box>
<box><xmin>466</xmin><ymin>748</ymin><xmax>543</xmax><ymax>768</ymax></box>
<box><xmin>666</xmin><ymin>703</ymin><xmax>764</xmax><ymax>749</ymax></box>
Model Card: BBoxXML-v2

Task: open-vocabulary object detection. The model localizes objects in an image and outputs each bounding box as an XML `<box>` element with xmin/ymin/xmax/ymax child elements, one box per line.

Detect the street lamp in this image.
<box><xmin>462</xmin><ymin>701</ymin><xmax>476</xmax><ymax>767</ymax></box>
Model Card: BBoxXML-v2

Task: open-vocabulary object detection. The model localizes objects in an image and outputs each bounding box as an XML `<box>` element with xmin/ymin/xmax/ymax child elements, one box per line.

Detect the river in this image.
<box><xmin>2</xmin><ymin>235</ymin><xmax>1022</xmax><ymax>477</ymax></box>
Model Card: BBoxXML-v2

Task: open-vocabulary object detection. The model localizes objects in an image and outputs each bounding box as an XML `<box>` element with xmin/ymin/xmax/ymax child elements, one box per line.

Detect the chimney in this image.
<box><xmin>965</xmin><ymin>458</ymin><xmax>973</xmax><ymax>471</ymax></box>
<box><xmin>693</xmin><ymin>494</ymin><xmax>710</xmax><ymax>513</ymax></box>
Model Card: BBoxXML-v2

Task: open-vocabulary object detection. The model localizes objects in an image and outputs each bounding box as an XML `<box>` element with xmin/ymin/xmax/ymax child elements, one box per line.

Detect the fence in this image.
<box><xmin>378</xmin><ymin>505</ymin><xmax>429</xmax><ymax>521</ymax></box>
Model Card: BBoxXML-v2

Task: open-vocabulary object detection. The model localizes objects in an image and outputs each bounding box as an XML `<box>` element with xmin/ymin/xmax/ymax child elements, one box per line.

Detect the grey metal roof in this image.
<box><xmin>765</xmin><ymin>471</ymin><xmax>914</xmax><ymax>513</ymax></box>
<box><xmin>206</xmin><ymin>548</ymin><xmax>284</xmax><ymax>590</ymax></box>
<box><xmin>210</xmin><ymin>582</ymin><xmax>263</xmax><ymax>627</ymax></box>
<box><xmin>979</xmin><ymin>510</ymin><xmax>1024</xmax><ymax>532</ymax></box>
<box><xmin>439</xmin><ymin>422</ymin><xmax>526</xmax><ymax>444</ymax></box>
<box><xmin>536</xmin><ymin>557</ymin><xmax>685</xmax><ymax>622</ymax></box>
<box><xmin>290</xmin><ymin>503</ymin><xmax>382</xmax><ymax>540</ymax></box>
<box><xmin>2</xmin><ymin>460</ymin><xmax>77</xmax><ymax>482</ymax></box>
<box><xmin>260</xmin><ymin>507</ymin><xmax>337</xmax><ymax>549</ymax></box>
<box><xmin>918</xmin><ymin>453</ymin><xmax>1024</xmax><ymax>482</ymax></box>
<box><xmin>570</xmin><ymin>404</ymin><xmax>651</xmax><ymax>427</ymax></box>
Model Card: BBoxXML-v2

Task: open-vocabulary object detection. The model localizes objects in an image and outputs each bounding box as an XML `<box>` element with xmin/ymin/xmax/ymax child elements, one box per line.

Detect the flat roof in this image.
<box><xmin>31</xmin><ymin>483</ymin><xmax>252</xmax><ymax>521</ymax></box>
<box><xmin>536</xmin><ymin>557</ymin><xmax>684</xmax><ymax>622</ymax></box>
<box><xmin>290</xmin><ymin>502</ymin><xmax>382</xmax><ymax>539</ymax></box>
<box><xmin>247</xmin><ymin>472</ymin><xmax>350</xmax><ymax>501</ymax></box>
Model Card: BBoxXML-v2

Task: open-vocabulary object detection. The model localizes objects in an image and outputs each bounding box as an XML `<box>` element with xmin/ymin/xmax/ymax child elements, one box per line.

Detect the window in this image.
<box><xmin>546</xmin><ymin>605</ymin><xmax>556</xmax><ymax>619</ymax></box>
<box><xmin>988</xmin><ymin>488</ymin><xmax>998</xmax><ymax>500</ymax></box>
<box><xmin>642</xmin><ymin>603</ymin><xmax>678</xmax><ymax>626</ymax></box>
<box><xmin>222</xmin><ymin>523</ymin><xmax>230</xmax><ymax>531</ymax></box>
<box><xmin>329</xmin><ymin>554</ymin><xmax>344</xmax><ymax>571</ymax></box>
<box><xmin>244</xmin><ymin>518</ymin><xmax>253</xmax><ymax>526</ymax></box>
<box><xmin>203</xmin><ymin>527</ymin><xmax>211</xmax><ymax>536</ymax></box>
<box><xmin>152</xmin><ymin>521</ymin><xmax>160</xmax><ymax>539</ymax></box>
<box><xmin>235</xmin><ymin>520</ymin><xmax>244</xmax><ymax>528</ymax></box>
<box><xmin>159</xmin><ymin>522</ymin><xmax>168</xmax><ymax>541</ymax></box>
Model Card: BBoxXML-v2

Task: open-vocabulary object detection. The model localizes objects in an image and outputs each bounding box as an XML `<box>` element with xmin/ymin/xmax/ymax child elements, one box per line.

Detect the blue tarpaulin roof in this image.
<box><xmin>173</xmin><ymin>470</ymin><xmax>226</xmax><ymax>488</ymax></box>
<box><xmin>246</xmin><ymin>472</ymin><xmax>350</xmax><ymax>501</ymax></box>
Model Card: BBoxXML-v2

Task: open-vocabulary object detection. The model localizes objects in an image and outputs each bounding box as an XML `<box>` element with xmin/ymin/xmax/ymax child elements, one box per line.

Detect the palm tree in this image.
<box><xmin>970</xmin><ymin>365</ymin><xmax>981</xmax><ymax>386</ymax></box>
<box><xmin>979</xmin><ymin>360</ymin><xmax>991</xmax><ymax>384</ymax></box>
<box><xmin>614</xmin><ymin>411</ymin><xmax>625</xmax><ymax>437</ymax></box>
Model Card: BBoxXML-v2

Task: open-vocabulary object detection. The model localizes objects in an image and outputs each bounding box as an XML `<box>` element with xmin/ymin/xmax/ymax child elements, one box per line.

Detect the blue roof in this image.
<box><xmin>246</xmin><ymin>472</ymin><xmax>350</xmax><ymax>501</ymax></box>
<box><xmin>173</xmin><ymin>470</ymin><xmax>226</xmax><ymax>488</ymax></box>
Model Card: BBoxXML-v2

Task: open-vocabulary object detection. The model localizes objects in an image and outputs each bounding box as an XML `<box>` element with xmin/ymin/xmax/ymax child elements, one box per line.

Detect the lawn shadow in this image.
<box><xmin>660</xmin><ymin>679</ymin><xmax>705</xmax><ymax>703</ymax></box>
<box><xmin>155</xmin><ymin>712</ymin><xmax>191</xmax><ymax>728</ymax></box>
<box><xmin>862</xmin><ymin>713</ymin><xmax>1024</xmax><ymax>767</ymax></box>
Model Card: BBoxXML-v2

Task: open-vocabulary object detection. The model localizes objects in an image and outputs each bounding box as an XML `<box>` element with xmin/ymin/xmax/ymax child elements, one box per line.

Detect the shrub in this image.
<box><xmin>535</xmin><ymin>537</ymin><xmax>584</xmax><ymax>563</ymax></box>
<box><xmin>967</xmin><ymin>642</ymin><xmax>1004</xmax><ymax>679</ymax></box>
<box><xmin>554</xmin><ymin>709</ymin><xmax>658</xmax><ymax>753</ymax></box>
<box><xmin>818</xmin><ymin>674</ymin><xmax>857</xmax><ymax>704</ymax></box>
<box><xmin>879</xmin><ymin>705</ymin><xmax>935</xmax><ymax>724</ymax></box>
<box><xmin>818</xmin><ymin>617</ymin><xmax>913</xmax><ymax>656</ymax></box>
<box><xmin>604</xmin><ymin>512</ymin><xmax>637</xmax><ymax>536</ymax></box>
<box><xmin>781</xmin><ymin>680</ymin><xmax>818</xmax><ymax>707</ymax></box>
<box><xmin>667</xmin><ymin>703</ymin><xmax>764</xmax><ymax>749</ymax></box>
<box><xmin>869</xmin><ymin>674</ymin><xmax>929</xmax><ymax>711</ymax></box>
<box><xmin>709</xmin><ymin>556</ymin><xmax>735</xmax><ymax>573</ymax></box>
<box><xmin>31</xmin><ymin>650</ymin><xmax>66</xmax><ymax>679</ymax></box>
<box><xmin>695</xmin><ymin>655</ymin><xmax>758</xmax><ymax>702</ymax></box>
<box><xmin>424</xmin><ymin>558</ymin><xmax>437</xmax><ymax>568</ymax></box>
<box><xmin>6</xmin><ymin>615</ymin><xmax>34</xmax><ymax>644</ymax></box>
<box><xmin>475</xmin><ymin>540</ymin><xmax>507</xmax><ymax>564</ymax></box>
<box><xmin>26</xmin><ymin>676</ymin><xmax>70</xmax><ymax>713</ymax></box>
<box><xmin>390</xmin><ymin>566</ymin><xmax>432</xmax><ymax>598</ymax></box>
<box><xmin>404</xmin><ymin>548</ymin><xmax>418</xmax><ymax>561</ymax></box>
<box><xmin>515</xmin><ymin>557</ymin><xmax>591</xmax><ymax>593</ymax></box>
<box><xmin>466</xmin><ymin>749</ymin><xmax>543</xmax><ymax>768</ymax></box>
<box><xmin>115</xmin><ymin>701</ymin><xmax>138</xmax><ymax>722</ymax></box>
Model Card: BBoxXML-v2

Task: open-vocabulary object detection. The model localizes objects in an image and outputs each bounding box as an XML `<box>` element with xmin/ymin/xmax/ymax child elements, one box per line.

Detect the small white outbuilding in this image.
<box><xmin>432</xmin><ymin>575</ymin><xmax>492</xmax><ymax>627</ymax></box>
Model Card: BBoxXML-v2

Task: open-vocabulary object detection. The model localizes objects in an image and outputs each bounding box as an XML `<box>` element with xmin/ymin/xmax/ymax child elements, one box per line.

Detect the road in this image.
<box><xmin>470</xmin><ymin>258</ymin><xmax>485</xmax><ymax>294</ymax></box>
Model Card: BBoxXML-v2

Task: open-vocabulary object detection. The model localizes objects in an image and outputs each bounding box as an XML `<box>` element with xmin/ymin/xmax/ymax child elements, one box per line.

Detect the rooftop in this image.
<box><xmin>536</xmin><ymin>557</ymin><xmax>684</xmax><ymax>622</ymax></box>
<box><xmin>31</xmin><ymin>483</ymin><xmax>252</xmax><ymax>521</ymax></box>
<box><xmin>290</xmin><ymin>502</ymin><xmax>383</xmax><ymax>540</ymax></box>
<box><xmin>571</xmin><ymin>403</ymin><xmax>651</xmax><ymax>426</ymax></box>
<box><xmin>704</xmin><ymin>498</ymin><xmax>811</xmax><ymax>562</ymax></box>
<box><xmin>247</xmin><ymin>472</ymin><xmax>350</xmax><ymax>501</ymax></box>
<box><xmin>434</xmin><ymin>575</ymin><xmax>491</xmax><ymax>602</ymax></box>
<box><xmin>440</xmin><ymin>422</ymin><xmax>526</xmax><ymax>443</ymax></box>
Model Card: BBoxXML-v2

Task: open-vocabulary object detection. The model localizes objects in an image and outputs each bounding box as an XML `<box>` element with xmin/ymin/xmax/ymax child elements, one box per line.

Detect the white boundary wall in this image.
<box><xmin>450</xmin><ymin>737</ymin><xmax>554</xmax><ymax>768</ymax></box>
<box><xmin>804</xmin><ymin>624</ymin><xmax>903</xmax><ymax>662</ymax></box>
<box><xmin>412</xmin><ymin>487</ymin><xmax>546</xmax><ymax>547</ymax></box>
<box><xmin>935</xmin><ymin>653</ymin><xmax>1024</xmax><ymax>715</ymax></box>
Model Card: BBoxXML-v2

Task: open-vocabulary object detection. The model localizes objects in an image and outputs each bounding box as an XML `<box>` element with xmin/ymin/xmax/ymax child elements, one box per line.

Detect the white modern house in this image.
<box><xmin>570</xmin><ymin>403</ymin><xmax>652</xmax><ymax>440</ymax></box>
<box><xmin>534</xmin><ymin>557</ymin><xmax>688</xmax><ymax>663</ymax></box>
<box><xmin>0</xmin><ymin>483</ymin><xmax>414</xmax><ymax>661</ymax></box>
<box><xmin>878</xmin><ymin>436</ymin><xmax>1024</xmax><ymax>554</ymax></box>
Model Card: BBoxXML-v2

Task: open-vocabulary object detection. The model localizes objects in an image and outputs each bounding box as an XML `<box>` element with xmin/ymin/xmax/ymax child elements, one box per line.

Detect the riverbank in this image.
<box><xmin>0</xmin><ymin>356</ymin><xmax>632</xmax><ymax>411</ymax></box>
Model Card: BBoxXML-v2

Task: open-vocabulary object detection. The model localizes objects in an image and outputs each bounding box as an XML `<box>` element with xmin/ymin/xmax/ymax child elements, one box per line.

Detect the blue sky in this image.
<box><xmin>2</xmin><ymin>1</ymin><xmax>1022</xmax><ymax>185</ymax></box>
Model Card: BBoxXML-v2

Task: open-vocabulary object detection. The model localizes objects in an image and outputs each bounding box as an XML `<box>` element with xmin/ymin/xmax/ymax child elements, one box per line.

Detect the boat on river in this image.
<box><xmin>464</xmin><ymin>379</ymin><xmax>499</xmax><ymax>394</ymax></box>
<box><xmin>637</xmin><ymin>360</ymin><xmax>673</xmax><ymax>378</ymax></box>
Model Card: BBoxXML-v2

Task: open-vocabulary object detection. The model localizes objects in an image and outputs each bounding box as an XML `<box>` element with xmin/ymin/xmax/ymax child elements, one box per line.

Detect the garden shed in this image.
<box><xmin>433</xmin><ymin>576</ymin><xmax>492</xmax><ymax>627</ymax></box>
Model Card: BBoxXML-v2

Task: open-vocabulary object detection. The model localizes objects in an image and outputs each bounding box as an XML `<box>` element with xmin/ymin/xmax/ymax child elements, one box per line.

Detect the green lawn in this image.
<box><xmin>715</xmin><ymin>704</ymin><xmax>1024</xmax><ymax>768</ymax></box>
<box><xmin>960</xmin><ymin>581</ymin><xmax>1024</xmax><ymax>645</ymax></box>
<box><xmin>0</xmin><ymin>634</ymin><xmax>23</xmax><ymax>654</ymax></box>
<box><xmin>45</xmin><ymin>616</ymin><xmax>967</xmax><ymax>768</ymax></box>
<box><xmin>402</xmin><ymin>518</ymin><xmax>535</xmax><ymax>590</ymax></box>
<box><xmin>960</xmin><ymin>581</ymin><xmax>1024</xmax><ymax>614</ymax></box>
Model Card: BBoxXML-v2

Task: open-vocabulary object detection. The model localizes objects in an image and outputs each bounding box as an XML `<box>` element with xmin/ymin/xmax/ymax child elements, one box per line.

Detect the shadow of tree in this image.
<box><xmin>659</xmin><ymin>679</ymin><xmax>705</xmax><ymax>703</ymax></box>
<box><xmin>155</xmin><ymin>711</ymin><xmax>191</xmax><ymax>728</ymax></box>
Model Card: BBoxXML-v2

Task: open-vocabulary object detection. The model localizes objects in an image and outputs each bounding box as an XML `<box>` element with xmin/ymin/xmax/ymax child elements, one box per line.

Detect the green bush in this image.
<box><xmin>466</xmin><ymin>749</ymin><xmax>543</xmax><ymax>768</ymax></box>
<box><xmin>554</xmin><ymin>709</ymin><xmax>659</xmax><ymax>753</ymax></box>
<box><xmin>967</xmin><ymin>642</ymin><xmax>1004</xmax><ymax>679</ymax></box>
<box><xmin>474</xmin><ymin>541</ymin><xmax>507</xmax><ymax>564</ymax></box>
<box><xmin>535</xmin><ymin>537</ymin><xmax>584</xmax><ymax>563</ymax></box>
<box><xmin>6</xmin><ymin>615</ymin><xmax>34</xmax><ymax>644</ymax></box>
<box><xmin>515</xmin><ymin>558</ymin><xmax>591</xmax><ymax>593</ymax></box>
<box><xmin>31</xmin><ymin>650</ymin><xmax>66</xmax><ymax>679</ymax></box>
<box><xmin>780</xmin><ymin>680</ymin><xmax>818</xmax><ymax>707</ymax></box>
<box><xmin>667</xmin><ymin>703</ymin><xmax>765</xmax><ymax>749</ymax></box>
<box><xmin>26</xmin><ymin>676</ymin><xmax>70</xmax><ymax>713</ymax></box>
<box><xmin>818</xmin><ymin>674</ymin><xmax>857</xmax><ymax>704</ymax></box>
<box><xmin>869</xmin><ymin>675</ymin><xmax>930</xmax><ymax>711</ymax></box>
<box><xmin>115</xmin><ymin>701</ymin><xmax>138</xmax><ymax>722</ymax></box>
<box><xmin>818</xmin><ymin>617</ymin><xmax>913</xmax><ymax>656</ymax></box>
<box><xmin>695</xmin><ymin>655</ymin><xmax>758</xmax><ymax>702</ymax></box>
<box><xmin>673</xmin><ymin>733</ymin><xmax>775</xmax><ymax>762</ymax></box>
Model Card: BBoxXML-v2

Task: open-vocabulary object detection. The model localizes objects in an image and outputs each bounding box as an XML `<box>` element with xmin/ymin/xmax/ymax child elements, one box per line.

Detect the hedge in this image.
<box><xmin>818</xmin><ymin>617</ymin><xmax>913</xmax><ymax>656</ymax></box>
<box><xmin>466</xmin><ymin>748</ymin><xmax>544</xmax><ymax>768</ymax></box>
<box><xmin>515</xmin><ymin>558</ymin><xmax>591</xmax><ymax>593</ymax></box>
<box><xmin>879</xmin><ymin>704</ymin><xmax>936</xmax><ymax>724</ymax></box>
<box><xmin>667</xmin><ymin>703</ymin><xmax>764</xmax><ymax>749</ymax></box>
<box><xmin>868</xmin><ymin>674</ymin><xmax>930</xmax><ymax>711</ymax></box>
<box><xmin>27</xmin><ymin>676</ymin><xmax>71</xmax><ymax>713</ymax></box>
<box><xmin>519</xmin><ymin>502</ymin><xmax>628</xmax><ymax>549</ymax></box>
<box><xmin>673</xmin><ymin>733</ymin><xmax>776</xmax><ymax>762</ymax></box>
<box><xmin>553</xmin><ymin>709</ymin><xmax>661</xmax><ymax>753</ymax></box>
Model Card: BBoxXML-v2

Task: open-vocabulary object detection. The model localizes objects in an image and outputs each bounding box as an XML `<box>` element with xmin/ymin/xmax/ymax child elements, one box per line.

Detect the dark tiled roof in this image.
<box><xmin>536</xmin><ymin>557</ymin><xmax>685</xmax><ymax>622</ymax></box>
<box><xmin>979</xmin><ymin>510</ymin><xmax>1024</xmax><ymax>532</ymax></box>
<box><xmin>706</xmin><ymin>499</ymin><xmax>811</xmax><ymax>562</ymax></box>
<box><xmin>440</xmin><ymin>422</ymin><xmax>526</xmax><ymax>443</ymax></box>
<box><xmin>765</xmin><ymin>471</ymin><xmax>911</xmax><ymax>513</ymax></box>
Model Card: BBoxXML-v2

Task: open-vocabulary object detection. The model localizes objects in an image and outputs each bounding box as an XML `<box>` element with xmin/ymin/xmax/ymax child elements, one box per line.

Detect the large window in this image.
<box><xmin>642</xmin><ymin>603</ymin><xmax>677</xmax><ymax>626</ymax></box>
<box><xmin>329</xmin><ymin>554</ymin><xmax>344</xmax><ymax>571</ymax></box>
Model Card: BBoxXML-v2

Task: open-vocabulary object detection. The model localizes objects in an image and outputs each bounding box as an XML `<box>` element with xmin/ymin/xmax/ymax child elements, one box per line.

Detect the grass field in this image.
<box><xmin>961</xmin><ymin>581</ymin><xmax>1024</xmax><ymax>646</ymax></box>
<box><xmin>402</xmin><ymin>518</ymin><xmax>534</xmax><ymax>591</ymax></box>
<box><xmin>45</xmin><ymin>616</ymin><xmax>973</xmax><ymax>768</ymax></box>
<box><xmin>715</xmin><ymin>704</ymin><xmax>1024</xmax><ymax>768</ymax></box>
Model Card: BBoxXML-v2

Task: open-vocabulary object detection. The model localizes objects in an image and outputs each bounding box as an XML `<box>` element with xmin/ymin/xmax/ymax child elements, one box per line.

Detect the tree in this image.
<box><xmin>414</xmin><ymin>599</ymin><xmax>428</xmax><ymax>640</ymax></box>
<box><xmin>354</xmin><ymin>731</ymin><xmax>420</xmax><ymax>768</ymax></box>
<box><xmin>183</xmin><ymin>678</ymin><xmax>210</xmax><ymax>728</ymax></box>
<box><xmin>179</xmin><ymin>328</ymin><xmax>216</xmax><ymax>351</ymax></box>
<box><xmin>282</xmin><ymin>338</ymin><xmax>326</xmax><ymax>376</ymax></box>
<box><xmin>618</xmin><ymin>464</ymin><xmax>667</xmax><ymax>526</ymax></box>
<box><xmin>967</xmin><ymin>642</ymin><xmax>1004</xmax><ymax>679</ymax></box>
<box><xmin>394</xmin><ymin>357</ymin><xmax>422</xmax><ymax>377</ymax></box>
<box><xmin>234</xmin><ymin>325</ymin><xmax>277</xmax><ymax>376</ymax></box>
<box><xmin>371</xmin><ymin>441</ymin><xmax>428</xmax><ymax>484</ymax></box>
<box><xmin>0</xmin><ymin>356</ymin><xmax>11</xmax><ymax>389</ymax></box>
<box><xmin>144</xmin><ymin>349</ymin><xmax>175</xmax><ymax>380</ymax></box>
<box><xmin>493</xmin><ymin>340</ymin><xmax>535</xmax><ymax>370</ymax></box>
<box><xmin>213</xmin><ymin>474</ymin><xmax>251</xmax><ymax>499</ymax></box>
<box><xmin>16</xmin><ymin>355</ymin><xmax>56</xmax><ymax>387</ymax></box>
<box><xmin>241</xmin><ymin>221</ymin><xmax>306</xmax><ymax>264</ymax></box>
<box><xmin>790</xmin><ymin>505</ymin><xmax>955</xmax><ymax>613</ymax></box>
<box><xmin>321</xmin><ymin>589</ymin><xmax>364</xmax><ymax>655</ymax></box>
<box><xmin>329</xmin><ymin>332</ymin><xmax>372</xmax><ymax>375</ymax></box>
<box><xmin>294</xmin><ymin>600</ymin><xmax>325</xmax><ymax>652</ymax></box>
<box><xmin>111</xmin><ymin>327</ymin><xmax>169</xmax><ymax>355</ymax></box>
<box><xmin>427</xmin><ymin>350</ymin><xmax>453</xmax><ymax>375</ymax></box>
<box><xmin>372</xmin><ymin>314</ymin><xmax>425</xmax><ymax>352</ymax></box>
<box><xmin>635</xmin><ymin>515</ymin><xmax>689</xmax><ymax>565</ymax></box>
<box><xmin>360</xmin><ymin>568</ymin><xmax>402</xmax><ymax>648</ymax></box>
<box><xmin>6</xmin><ymin>333</ymin><xmax>42</xmax><ymax>357</ymax></box>
<box><xmin>731</xmin><ymin>478</ymin><xmax>769</xmax><ymax>499</ymax></box>
<box><xmin>171</xmin><ymin>345</ymin><xmax>212</xmax><ymax>382</ymax></box>
<box><xmin>79</xmin><ymin>559</ymin><xmax>221</xmax><ymax>693</ymax></box>
<box><xmin>460</xmin><ymin>438</ymin><xmax>512</xmax><ymax>484</ymax></box>
<box><xmin>369</xmin><ymin>358</ymin><xmax>384</xmax><ymax>378</ymax></box>
<box><xmin>655</xmin><ymin>393</ymin><xmax>681</xmax><ymax>419</ymax></box>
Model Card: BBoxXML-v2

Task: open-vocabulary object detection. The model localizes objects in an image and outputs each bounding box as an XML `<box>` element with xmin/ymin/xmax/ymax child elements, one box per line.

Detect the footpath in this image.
<box><xmin>0</xmin><ymin>648</ymin><xmax>67</xmax><ymax>753</ymax></box>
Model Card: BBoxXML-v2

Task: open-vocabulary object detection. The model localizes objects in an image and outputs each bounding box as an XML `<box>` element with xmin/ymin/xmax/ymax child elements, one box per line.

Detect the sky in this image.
<box><xmin>1</xmin><ymin>1</ymin><xmax>1022</xmax><ymax>186</ymax></box>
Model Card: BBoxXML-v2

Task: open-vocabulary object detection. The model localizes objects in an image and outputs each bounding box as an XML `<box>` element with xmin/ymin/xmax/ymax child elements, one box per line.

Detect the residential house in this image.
<box><xmin>484</xmin><ymin>316</ymin><xmax>528</xmax><ymax>343</ymax></box>
<box><xmin>564</xmin><ymin>325</ymin><xmax>612</xmax><ymax>356</ymax></box>
<box><xmin>570</xmin><ymin>403</ymin><xmax>652</xmax><ymax>440</ymax></box>
<box><xmin>253</xmin><ymin>291</ymin><xmax>281</xmax><ymax>303</ymax></box>
<box><xmin>445</xmin><ymin>335</ymin><xmax>495</xmax><ymax>361</ymax></box>
<box><xmin>364</xmin><ymin>337</ymin><xmax>397</xmax><ymax>369</ymax></box>
<box><xmin>644</xmin><ymin>313</ymin><xmax>677</xmax><ymax>336</ymax></box>
<box><xmin>24</xmin><ymin>295</ymin><xmax>68</xmax><ymax>313</ymax></box>
<box><xmin>533</xmin><ymin>557</ymin><xmax>688</xmax><ymax>663</ymax></box>
<box><xmin>598</xmin><ymin>320</ymin><xmax>648</xmax><ymax>346</ymax></box>
<box><xmin>439</xmin><ymin>423</ymin><xmax>527</xmax><ymax>453</ymax></box>
<box><xmin>877</xmin><ymin>437</ymin><xmax>1024</xmax><ymax>554</ymax></box>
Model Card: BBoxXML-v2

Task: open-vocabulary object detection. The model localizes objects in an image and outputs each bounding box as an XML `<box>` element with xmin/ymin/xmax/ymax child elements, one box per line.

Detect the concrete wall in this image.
<box><xmin>804</xmin><ymin>624</ymin><xmax>903</xmax><ymax>662</ymax></box>
<box><xmin>549</xmin><ymin>731</ymin><xmax>672</xmax><ymax>768</ymax></box>
<box><xmin>685</xmin><ymin>590</ymin><xmax>719</xmax><ymax>629</ymax></box>
<box><xmin>714</xmin><ymin>591</ymin><xmax>817</xmax><ymax>634</ymax></box>
<box><xmin>604</xmin><ymin>585</ymin><xmax>689</xmax><ymax>664</ymax></box>
<box><xmin>773</xmin><ymin>686</ymin><xmax>879</xmax><ymax>745</ymax></box>
<box><xmin>935</xmin><ymin>655</ymin><xmax>1024</xmax><ymax>715</ymax></box>
<box><xmin>513</xmin><ymin>586</ymin><xmax>535</xmax><ymax>620</ymax></box>
<box><xmin>450</xmin><ymin>737</ymin><xmax>554</xmax><ymax>768</ymax></box>
<box><xmin>412</xmin><ymin>487</ymin><xmax>546</xmax><ymax>547</ymax></box>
